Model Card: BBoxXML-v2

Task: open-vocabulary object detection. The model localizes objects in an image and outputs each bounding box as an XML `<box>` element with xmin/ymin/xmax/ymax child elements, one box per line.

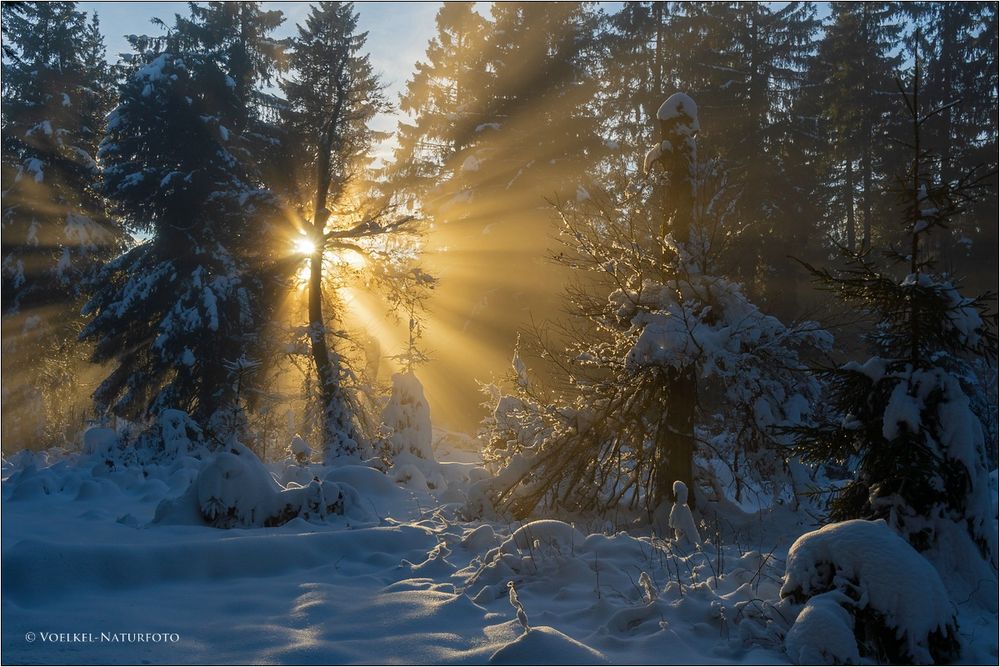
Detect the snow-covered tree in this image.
<box><xmin>172</xmin><ymin>1</ymin><xmax>286</xmax><ymax>126</ymax></box>
<box><xmin>792</xmin><ymin>66</ymin><xmax>998</xmax><ymax>602</ymax></box>
<box><xmin>1</xmin><ymin>2</ymin><xmax>123</xmax><ymax>444</ymax></box>
<box><xmin>80</xmin><ymin>51</ymin><xmax>281</xmax><ymax>439</ymax></box>
<box><xmin>279</xmin><ymin>1</ymin><xmax>426</xmax><ymax>463</ymax></box>
<box><xmin>482</xmin><ymin>94</ymin><xmax>830</xmax><ymax>519</ymax></box>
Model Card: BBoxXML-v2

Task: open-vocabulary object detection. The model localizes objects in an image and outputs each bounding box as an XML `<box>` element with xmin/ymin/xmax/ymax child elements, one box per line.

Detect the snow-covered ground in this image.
<box><xmin>2</xmin><ymin>431</ymin><xmax>997</xmax><ymax>665</ymax></box>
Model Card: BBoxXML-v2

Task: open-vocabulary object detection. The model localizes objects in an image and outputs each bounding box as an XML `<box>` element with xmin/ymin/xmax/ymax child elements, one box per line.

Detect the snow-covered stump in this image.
<box><xmin>668</xmin><ymin>480</ymin><xmax>701</xmax><ymax>547</ymax></box>
<box><xmin>289</xmin><ymin>433</ymin><xmax>312</xmax><ymax>465</ymax></box>
<box><xmin>780</xmin><ymin>519</ymin><xmax>960</xmax><ymax>665</ymax></box>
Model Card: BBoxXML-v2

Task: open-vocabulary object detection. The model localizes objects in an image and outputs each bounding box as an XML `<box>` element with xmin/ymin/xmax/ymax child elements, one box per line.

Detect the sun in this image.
<box><xmin>293</xmin><ymin>236</ymin><xmax>316</xmax><ymax>256</ymax></box>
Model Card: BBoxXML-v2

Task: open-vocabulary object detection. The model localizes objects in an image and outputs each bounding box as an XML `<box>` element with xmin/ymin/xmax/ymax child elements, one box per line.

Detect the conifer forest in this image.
<box><xmin>1</xmin><ymin>2</ymin><xmax>997</xmax><ymax>665</ymax></box>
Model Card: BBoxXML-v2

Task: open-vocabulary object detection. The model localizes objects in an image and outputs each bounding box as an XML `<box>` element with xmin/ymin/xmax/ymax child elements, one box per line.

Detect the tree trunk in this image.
<box><xmin>309</xmin><ymin>83</ymin><xmax>358</xmax><ymax>461</ymax></box>
<box><xmin>845</xmin><ymin>158</ymin><xmax>856</xmax><ymax>252</ymax></box>
<box><xmin>654</xmin><ymin>367</ymin><xmax>696</xmax><ymax>509</ymax></box>
<box><xmin>862</xmin><ymin>131</ymin><xmax>872</xmax><ymax>251</ymax></box>
<box><xmin>653</xmin><ymin>2</ymin><xmax>664</xmax><ymax>99</ymax></box>
<box><xmin>308</xmin><ymin>243</ymin><xmax>358</xmax><ymax>462</ymax></box>
<box><xmin>652</xmin><ymin>95</ymin><xmax>698</xmax><ymax>509</ymax></box>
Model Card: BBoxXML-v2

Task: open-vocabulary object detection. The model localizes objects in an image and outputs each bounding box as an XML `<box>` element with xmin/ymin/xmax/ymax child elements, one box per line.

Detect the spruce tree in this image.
<box><xmin>1</xmin><ymin>2</ymin><xmax>121</xmax><ymax>310</ymax></box>
<box><xmin>676</xmin><ymin>2</ymin><xmax>819</xmax><ymax>305</ymax></box>
<box><xmin>392</xmin><ymin>2</ymin><xmax>604</xmax><ymax>431</ymax></box>
<box><xmin>906</xmin><ymin>2</ymin><xmax>998</xmax><ymax>283</ymax></box>
<box><xmin>385</xmin><ymin>1</ymin><xmax>488</xmax><ymax>209</ymax></box>
<box><xmin>793</xmin><ymin>64</ymin><xmax>997</xmax><ymax>601</ymax></box>
<box><xmin>80</xmin><ymin>51</ymin><xmax>280</xmax><ymax>440</ymax></box>
<box><xmin>807</xmin><ymin>3</ymin><xmax>904</xmax><ymax>254</ymax></box>
<box><xmin>1</xmin><ymin>2</ymin><xmax>123</xmax><ymax>443</ymax></box>
<box><xmin>173</xmin><ymin>1</ymin><xmax>286</xmax><ymax>124</ymax></box>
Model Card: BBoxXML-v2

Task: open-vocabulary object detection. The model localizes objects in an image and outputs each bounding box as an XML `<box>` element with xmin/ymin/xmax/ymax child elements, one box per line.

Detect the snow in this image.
<box><xmin>490</xmin><ymin>626</ymin><xmax>608</xmax><ymax>665</ymax></box>
<box><xmin>289</xmin><ymin>434</ymin><xmax>312</xmax><ymax>463</ymax></box>
<box><xmin>135</xmin><ymin>53</ymin><xmax>173</xmax><ymax>82</ymax></box>
<box><xmin>26</xmin><ymin>119</ymin><xmax>53</xmax><ymax>137</ymax></box>
<box><xmin>642</xmin><ymin>142</ymin><xmax>665</xmax><ymax>173</ymax></box>
<box><xmin>381</xmin><ymin>372</ymin><xmax>434</xmax><ymax>460</ymax></box>
<box><xmin>656</xmin><ymin>92</ymin><xmax>700</xmax><ymax>136</ymax></box>
<box><xmin>20</xmin><ymin>157</ymin><xmax>45</xmax><ymax>183</ymax></box>
<box><xmin>882</xmin><ymin>377</ymin><xmax>922</xmax><ymax>439</ymax></box>
<box><xmin>2</xmin><ymin>424</ymin><xmax>995</xmax><ymax>665</ymax></box>
<box><xmin>668</xmin><ymin>481</ymin><xmax>702</xmax><ymax>546</ymax></box>
<box><xmin>781</xmin><ymin>519</ymin><xmax>957</xmax><ymax>664</ymax></box>
<box><xmin>81</xmin><ymin>427</ymin><xmax>118</xmax><ymax>458</ymax></box>
<box><xmin>784</xmin><ymin>591</ymin><xmax>860</xmax><ymax>665</ymax></box>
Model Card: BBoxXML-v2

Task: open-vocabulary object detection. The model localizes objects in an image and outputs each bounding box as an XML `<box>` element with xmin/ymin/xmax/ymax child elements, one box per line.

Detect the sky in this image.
<box><xmin>78</xmin><ymin>2</ymin><xmax>448</xmax><ymax>161</ymax></box>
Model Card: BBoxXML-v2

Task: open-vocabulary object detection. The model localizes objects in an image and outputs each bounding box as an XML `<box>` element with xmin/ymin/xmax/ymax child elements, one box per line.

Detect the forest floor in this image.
<box><xmin>2</xmin><ymin>432</ymin><xmax>997</xmax><ymax>665</ymax></box>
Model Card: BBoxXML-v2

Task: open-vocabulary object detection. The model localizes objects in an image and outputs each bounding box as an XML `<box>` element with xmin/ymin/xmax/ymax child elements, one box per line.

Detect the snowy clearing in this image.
<box><xmin>3</xmin><ymin>427</ymin><xmax>998</xmax><ymax>665</ymax></box>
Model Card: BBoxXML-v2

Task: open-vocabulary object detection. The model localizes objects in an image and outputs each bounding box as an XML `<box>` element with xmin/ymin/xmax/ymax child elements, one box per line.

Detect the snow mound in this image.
<box><xmin>781</xmin><ymin>519</ymin><xmax>958</xmax><ymax>664</ymax></box>
<box><xmin>784</xmin><ymin>591</ymin><xmax>860</xmax><ymax>665</ymax></box>
<box><xmin>289</xmin><ymin>434</ymin><xmax>312</xmax><ymax>463</ymax></box>
<box><xmin>506</xmin><ymin>520</ymin><xmax>586</xmax><ymax>552</ymax></box>
<box><xmin>489</xmin><ymin>626</ymin><xmax>608</xmax><ymax>665</ymax></box>
<box><xmin>82</xmin><ymin>427</ymin><xmax>118</xmax><ymax>458</ymax></box>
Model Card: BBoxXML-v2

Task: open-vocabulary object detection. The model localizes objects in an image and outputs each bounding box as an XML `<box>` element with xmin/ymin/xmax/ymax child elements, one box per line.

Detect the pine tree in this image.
<box><xmin>80</xmin><ymin>51</ymin><xmax>281</xmax><ymax>440</ymax></box>
<box><xmin>1</xmin><ymin>2</ymin><xmax>123</xmax><ymax>443</ymax></box>
<box><xmin>793</xmin><ymin>64</ymin><xmax>997</xmax><ymax>602</ymax></box>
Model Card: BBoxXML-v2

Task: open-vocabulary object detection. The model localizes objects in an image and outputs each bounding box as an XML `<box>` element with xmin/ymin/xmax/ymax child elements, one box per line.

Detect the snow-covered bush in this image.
<box><xmin>155</xmin><ymin>409</ymin><xmax>205</xmax><ymax>459</ymax></box>
<box><xmin>195</xmin><ymin>445</ymin><xmax>280</xmax><ymax>527</ymax></box>
<box><xmin>784</xmin><ymin>591</ymin><xmax>860</xmax><ymax>665</ymax></box>
<box><xmin>780</xmin><ymin>519</ymin><xmax>959</xmax><ymax>664</ymax></box>
<box><xmin>154</xmin><ymin>441</ymin><xmax>370</xmax><ymax>528</ymax></box>
<box><xmin>82</xmin><ymin>427</ymin><xmax>118</xmax><ymax>459</ymax></box>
